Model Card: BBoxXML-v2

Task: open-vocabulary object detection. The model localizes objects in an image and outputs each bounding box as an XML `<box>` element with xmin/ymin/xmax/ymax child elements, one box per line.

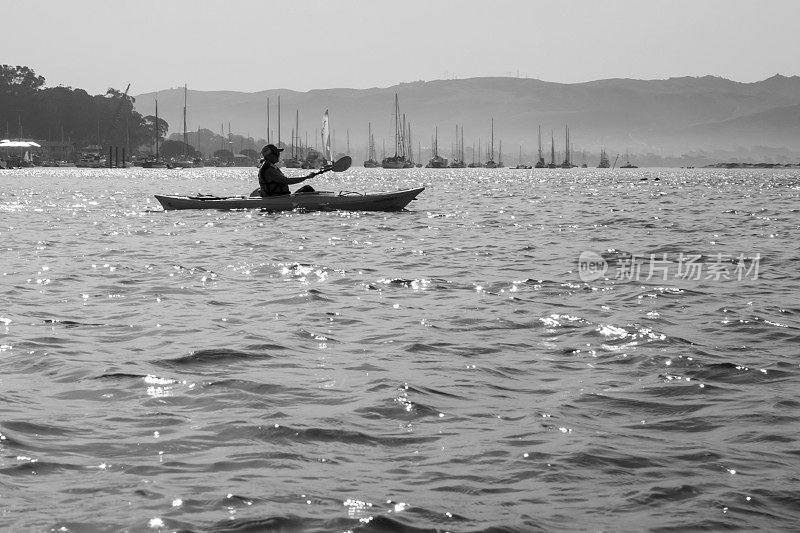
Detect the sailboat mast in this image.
<box><xmin>402</xmin><ymin>114</ymin><xmax>408</xmax><ymax>160</ymax></box>
<box><xmin>406</xmin><ymin>120</ymin><xmax>412</xmax><ymax>163</ymax></box>
<box><xmin>154</xmin><ymin>97</ymin><xmax>159</xmax><ymax>160</ymax></box>
<box><xmin>490</xmin><ymin>118</ymin><xmax>495</xmax><ymax>160</ymax></box>
<box><xmin>393</xmin><ymin>94</ymin><xmax>401</xmax><ymax>158</ymax></box>
<box><xmin>538</xmin><ymin>125</ymin><xmax>543</xmax><ymax>161</ymax></box>
<box><xmin>183</xmin><ymin>84</ymin><xmax>188</xmax><ymax>156</ymax></box>
<box><xmin>455</xmin><ymin>125</ymin><xmax>458</xmax><ymax>162</ymax></box>
<box><xmin>294</xmin><ymin>109</ymin><xmax>299</xmax><ymax>157</ymax></box>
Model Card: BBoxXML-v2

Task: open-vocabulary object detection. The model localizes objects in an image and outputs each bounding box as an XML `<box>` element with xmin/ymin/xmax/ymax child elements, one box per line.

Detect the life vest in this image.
<box><xmin>262</xmin><ymin>180</ymin><xmax>290</xmax><ymax>197</ymax></box>
<box><xmin>259</xmin><ymin>164</ymin><xmax>290</xmax><ymax>196</ymax></box>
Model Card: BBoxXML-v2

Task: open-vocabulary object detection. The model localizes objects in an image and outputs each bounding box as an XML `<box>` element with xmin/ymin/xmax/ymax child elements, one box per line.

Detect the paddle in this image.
<box><xmin>308</xmin><ymin>155</ymin><xmax>352</xmax><ymax>177</ymax></box>
<box><xmin>250</xmin><ymin>156</ymin><xmax>352</xmax><ymax>197</ymax></box>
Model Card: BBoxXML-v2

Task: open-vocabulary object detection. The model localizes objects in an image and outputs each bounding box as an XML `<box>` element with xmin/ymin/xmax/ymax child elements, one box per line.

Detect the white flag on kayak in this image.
<box><xmin>321</xmin><ymin>109</ymin><xmax>332</xmax><ymax>163</ymax></box>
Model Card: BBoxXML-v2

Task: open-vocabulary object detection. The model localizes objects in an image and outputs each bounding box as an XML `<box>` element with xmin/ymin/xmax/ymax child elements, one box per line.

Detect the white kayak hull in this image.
<box><xmin>154</xmin><ymin>187</ymin><xmax>424</xmax><ymax>212</ymax></box>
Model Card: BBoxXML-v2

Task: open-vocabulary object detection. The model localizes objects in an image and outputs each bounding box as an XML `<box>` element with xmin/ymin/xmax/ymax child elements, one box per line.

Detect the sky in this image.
<box><xmin>2</xmin><ymin>0</ymin><xmax>799</xmax><ymax>96</ymax></box>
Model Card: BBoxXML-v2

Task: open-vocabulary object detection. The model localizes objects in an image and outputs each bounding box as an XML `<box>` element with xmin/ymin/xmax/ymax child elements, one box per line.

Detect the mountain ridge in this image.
<box><xmin>133</xmin><ymin>75</ymin><xmax>800</xmax><ymax>163</ymax></box>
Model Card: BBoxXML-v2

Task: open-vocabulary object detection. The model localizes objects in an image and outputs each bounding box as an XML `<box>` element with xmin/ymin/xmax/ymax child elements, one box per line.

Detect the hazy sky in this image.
<box><xmin>3</xmin><ymin>0</ymin><xmax>798</xmax><ymax>95</ymax></box>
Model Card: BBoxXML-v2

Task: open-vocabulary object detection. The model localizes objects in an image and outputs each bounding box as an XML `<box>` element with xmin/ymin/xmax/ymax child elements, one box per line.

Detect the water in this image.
<box><xmin>1</xmin><ymin>166</ymin><xmax>799</xmax><ymax>532</ymax></box>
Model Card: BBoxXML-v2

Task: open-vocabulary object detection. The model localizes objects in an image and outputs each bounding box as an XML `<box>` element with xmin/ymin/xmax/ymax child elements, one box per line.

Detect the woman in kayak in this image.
<box><xmin>256</xmin><ymin>144</ymin><xmax>315</xmax><ymax>196</ymax></box>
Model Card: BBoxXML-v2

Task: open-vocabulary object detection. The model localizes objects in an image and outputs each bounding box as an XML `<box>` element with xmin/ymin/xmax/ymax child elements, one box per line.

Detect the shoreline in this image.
<box><xmin>705</xmin><ymin>162</ymin><xmax>800</xmax><ymax>169</ymax></box>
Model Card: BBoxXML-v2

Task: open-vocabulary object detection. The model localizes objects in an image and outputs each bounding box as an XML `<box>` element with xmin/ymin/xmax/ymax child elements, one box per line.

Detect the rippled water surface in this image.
<box><xmin>1</xmin><ymin>166</ymin><xmax>799</xmax><ymax>532</ymax></box>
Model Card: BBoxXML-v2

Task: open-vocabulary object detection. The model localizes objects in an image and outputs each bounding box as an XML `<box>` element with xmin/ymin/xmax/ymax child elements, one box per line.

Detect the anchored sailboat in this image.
<box><xmin>484</xmin><ymin>118</ymin><xmax>498</xmax><ymax>168</ymax></box>
<box><xmin>547</xmin><ymin>130</ymin><xmax>557</xmax><ymax>168</ymax></box>
<box><xmin>450</xmin><ymin>125</ymin><xmax>466</xmax><ymax>168</ymax></box>
<box><xmin>173</xmin><ymin>85</ymin><xmax>195</xmax><ymax>168</ymax></box>
<box><xmin>515</xmin><ymin>145</ymin><xmax>531</xmax><ymax>169</ymax></box>
<box><xmin>426</xmin><ymin>127</ymin><xmax>448</xmax><ymax>168</ymax></box>
<box><xmin>621</xmin><ymin>149</ymin><xmax>638</xmax><ymax>168</ymax></box>
<box><xmin>598</xmin><ymin>148</ymin><xmax>610</xmax><ymax>168</ymax></box>
<box><xmin>283</xmin><ymin>110</ymin><xmax>303</xmax><ymax>168</ymax></box>
<box><xmin>535</xmin><ymin>125</ymin><xmax>546</xmax><ymax>168</ymax></box>
<box><xmin>382</xmin><ymin>94</ymin><xmax>408</xmax><ymax>169</ymax></box>
<box><xmin>560</xmin><ymin>125</ymin><xmax>572</xmax><ymax>169</ymax></box>
<box><xmin>364</xmin><ymin>122</ymin><xmax>379</xmax><ymax>167</ymax></box>
<box><xmin>142</xmin><ymin>97</ymin><xmax>168</xmax><ymax>168</ymax></box>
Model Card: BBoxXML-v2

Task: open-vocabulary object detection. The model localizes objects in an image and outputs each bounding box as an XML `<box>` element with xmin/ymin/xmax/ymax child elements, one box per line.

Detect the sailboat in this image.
<box><xmin>321</xmin><ymin>109</ymin><xmax>332</xmax><ymax>165</ymax></box>
<box><xmin>363</xmin><ymin>122</ymin><xmax>379</xmax><ymax>167</ymax></box>
<box><xmin>484</xmin><ymin>118</ymin><xmax>498</xmax><ymax>168</ymax></box>
<box><xmin>173</xmin><ymin>85</ymin><xmax>195</xmax><ymax>168</ymax></box>
<box><xmin>404</xmin><ymin>119</ymin><xmax>415</xmax><ymax>168</ymax></box>
<box><xmin>535</xmin><ymin>125</ymin><xmax>546</xmax><ymax>168</ymax></box>
<box><xmin>598</xmin><ymin>148</ymin><xmax>610</xmax><ymax>168</ymax></box>
<box><xmin>547</xmin><ymin>131</ymin><xmax>557</xmax><ymax>168</ymax></box>
<box><xmin>382</xmin><ymin>94</ymin><xmax>408</xmax><ymax>169</ymax></box>
<box><xmin>470</xmin><ymin>139</ymin><xmax>485</xmax><ymax>168</ymax></box>
<box><xmin>621</xmin><ymin>149</ymin><xmax>638</xmax><ymax>168</ymax></box>
<box><xmin>497</xmin><ymin>139</ymin><xmax>504</xmax><ymax>168</ymax></box>
<box><xmin>142</xmin><ymin>97</ymin><xmax>168</xmax><ymax>168</ymax></box>
<box><xmin>450</xmin><ymin>125</ymin><xmax>466</xmax><ymax>168</ymax></box>
<box><xmin>467</xmin><ymin>141</ymin><xmax>479</xmax><ymax>168</ymax></box>
<box><xmin>514</xmin><ymin>145</ymin><xmax>531</xmax><ymax>169</ymax></box>
<box><xmin>426</xmin><ymin>127</ymin><xmax>448</xmax><ymax>168</ymax></box>
<box><xmin>560</xmin><ymin>126</ymin><xmax>572</xmax><ymax>169</ymax></box>
<box><xmin>283</xmin><ymin>110</ymin><xmax>303</xmax><ymax>168</ymax></box>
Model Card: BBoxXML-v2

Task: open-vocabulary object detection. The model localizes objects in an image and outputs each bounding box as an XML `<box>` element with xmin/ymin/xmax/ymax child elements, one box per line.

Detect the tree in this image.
<box><xmin>0</xmin><ymin>65</ymin><xmax>45</xmax><ymax>94</ymax></box>
<box><xmin>240</xmin><ymin>148</ymin><xmax>259</xmax><ymax>160</ymax></box>
<box><xmin>160</xmin><ymin>140</ymin><xmax>198</xmax><ymax>159</ymax></box>
<box><xmin>142</xmin><ymin>115</ymin><xmax>169</xmax><ymax>148</ymax></box>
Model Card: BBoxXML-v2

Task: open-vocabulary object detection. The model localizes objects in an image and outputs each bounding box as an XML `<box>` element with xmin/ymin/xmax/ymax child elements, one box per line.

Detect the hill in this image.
<box><xmin>133</xmin><ymin>75</ymin><xmax>800</xmax><ymax>165</ymax></box>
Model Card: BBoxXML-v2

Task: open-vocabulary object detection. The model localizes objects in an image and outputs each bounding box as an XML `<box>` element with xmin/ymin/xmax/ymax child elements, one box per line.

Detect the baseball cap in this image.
<box><xmin>261</xmin><ymin>144</ymin><xmax>284</xmax><ymax>156</ymax></box>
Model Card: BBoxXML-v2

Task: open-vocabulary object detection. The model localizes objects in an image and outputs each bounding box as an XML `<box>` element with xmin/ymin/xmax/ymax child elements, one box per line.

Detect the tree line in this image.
<box><xmin>0</xmin><ymin>65</ymin><xmax>267</xmax><ymax>161</ymax></box>
<box><xmin>0</xmin><ymin>65</ymin><xmax>158</xmax><ymax>151</ymax></box>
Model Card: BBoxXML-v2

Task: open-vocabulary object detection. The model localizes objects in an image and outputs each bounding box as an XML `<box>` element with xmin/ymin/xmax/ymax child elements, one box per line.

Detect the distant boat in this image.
<box><xmin>547</xmin><ymin>131</ymin><xmax>557</xmax><ymax>168</ymax></box>
<box><xmin>598</xmin><ymin>148</ymin><xmax>610</xmax><ymax>168</ymax></box>
<box><xmin>484</xmin><ymin>118</ymin><xmax>498</xmax><ymax>168</ymax></box>
<box><xmin>283</xmin><ymin>110</ymin><xmax>303</xmax><ymax>168</ymax></box>
<box><xmin>450</xmin><ymin>125</ymin><xmax>466</xmax><ymax>168</ymax></box>
<box><xmin>142</xmin><ymin>97</ymin><xmax>168</xmax><ymax>168</ymax></box>
<box><xmin>381</xmin><ymin>94</ymin><xmax>409</xmax><ymax>169</ymax></box>
<box><xmin>173</xmin><ymin>85</ymin><xmax>195</xmax><ymax>168</ymax></box>
<box><xmin>514</xmin><ymin>145</ymin><xmax>531</xmax><ymax>169</ymax></box>
<box><xmin>534</xmin><ymin>125</ymin><xmax>546</xmax><ymax>168</ymax></box>
<box><xmin>321</xmin><ymin>108</ymin><xmax>332</xmax><ymax>165</ymax></box>
<box><xmin>468</xmin><ymin>139</ymin><xmax>485</xmax><ymax>168</ymax></box>
<box><xmin>560</xmin><ymin>126</ymin><xmax>572</xmax><ymax>169</ymax></box>
<box><xmin>76</xmin><ymin>144</ymin><xmax>107</xmax><ymax>168</ymax></box>
<box><xmin>404</xmin><ymin>120</ymin><xmax>415</xmax><ymax>168</ymax></box>
<box><xmin>497</xmin><ymin>140</ymin><xmax>504</xmax><ymax>168</ymax></box>
<box><xmin>426</xmin><ymin>127</ymin><xmax>448</xmax><ymax>168</ymax></box>
<box><xmin>363</xmin><ymin>122</ymin><xmax>379</xmax><ymax>167</ymax></box>
<box><xmin>621</xmin><ymin>149</ymin><xmax>638</xmax><ymax>168</ymax></box>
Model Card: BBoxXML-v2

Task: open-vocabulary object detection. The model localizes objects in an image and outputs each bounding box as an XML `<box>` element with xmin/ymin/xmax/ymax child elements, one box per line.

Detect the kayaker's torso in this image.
<box><xmin>258</xmin><ymin>163</ymin><xmax>291</xmax><ymax>197</ymax></box>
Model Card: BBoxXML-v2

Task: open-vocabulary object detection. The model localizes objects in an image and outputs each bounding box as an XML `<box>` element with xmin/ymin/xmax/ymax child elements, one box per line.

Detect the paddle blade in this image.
<box><xmin>331</xmin><ymin>156</ymin><xmax>352</xmax><ymax>172</ymax></box>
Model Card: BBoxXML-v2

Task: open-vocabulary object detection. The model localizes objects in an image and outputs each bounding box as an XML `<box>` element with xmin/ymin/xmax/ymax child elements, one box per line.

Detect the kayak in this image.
<box><xmin>154</xmin><ymin>187</ymin><xmax>424</xmax><ymax>212</ymax></box>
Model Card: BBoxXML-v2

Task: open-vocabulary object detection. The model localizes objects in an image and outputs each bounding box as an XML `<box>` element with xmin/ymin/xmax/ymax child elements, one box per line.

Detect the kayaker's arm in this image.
<box><xmin>261</xmin><ymin>166</ymin><xmax>312</xmax><ymax>185</ymax></box>
<box><xmin>277</xmin><ymin>174</ymin><xmax>311</xmax><ymax>185</ymax></box>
